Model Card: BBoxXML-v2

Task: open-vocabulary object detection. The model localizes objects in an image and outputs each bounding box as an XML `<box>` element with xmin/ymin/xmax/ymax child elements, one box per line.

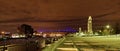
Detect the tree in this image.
<box><xmin>115</xmin><ymin>23</ymin><xmax>120</xmax><ymax>34</ymax></box>
<box><xmin>18</xmin><ymin>24</ymin><xmax>34</xmax><ymax>38</ymax></box>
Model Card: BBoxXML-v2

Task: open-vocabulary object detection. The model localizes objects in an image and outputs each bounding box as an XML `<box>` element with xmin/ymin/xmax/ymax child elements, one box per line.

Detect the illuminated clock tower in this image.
<box><xmin>88</xmin><ymin>16</ymin><xmax>93</xmax><ymax>34</ymax></box>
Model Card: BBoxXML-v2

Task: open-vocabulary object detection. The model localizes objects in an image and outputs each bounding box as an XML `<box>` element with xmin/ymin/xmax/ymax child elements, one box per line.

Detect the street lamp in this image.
<box><xmin>104</xmin><ymin>25</ymin><xmax>113</xmax><ymax>35</ymax></box>
<box><xmin>1</xmin><ymin>31</ymin><xmax>5</xmax><ymax>34</ymax></box>
<box><xmin>106</xmin><ymin>25</ymin><xmax>110</xmax><ymax>29</ymax></box>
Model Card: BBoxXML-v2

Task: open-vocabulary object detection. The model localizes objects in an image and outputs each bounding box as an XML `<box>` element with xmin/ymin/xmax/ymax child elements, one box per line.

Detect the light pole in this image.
<box><xmin>106</xmin><ymin>25</ymin><xmax>110</xmax><ymax>29</ymax></box>
<box><xmin>104</xmin><ymin>25</ymin><xmax>111</xmax><ymax>35</ymax></box>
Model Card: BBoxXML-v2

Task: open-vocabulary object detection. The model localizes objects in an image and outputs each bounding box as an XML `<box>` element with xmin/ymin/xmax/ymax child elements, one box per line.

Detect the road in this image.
<box><xmin>55</xmin><ymin>36</ymin><xmax>120</xmax><ymax>51</ymax></box>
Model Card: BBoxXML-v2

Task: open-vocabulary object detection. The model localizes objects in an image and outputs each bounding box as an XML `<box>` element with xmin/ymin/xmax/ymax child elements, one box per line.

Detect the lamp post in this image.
<box><xmin>106</xmin><ymin>25</ymin><xmax>110</xmax><ymax>29</ymax></box>
<box><xmin>1</xmin><ymin>31</ymin><xmax>5</xmax><ymax>34</ymax></box>
<box><xmin>104</xmin><ymin>25</ymin><xmax>111</xmax><ymax>35</ymax></box>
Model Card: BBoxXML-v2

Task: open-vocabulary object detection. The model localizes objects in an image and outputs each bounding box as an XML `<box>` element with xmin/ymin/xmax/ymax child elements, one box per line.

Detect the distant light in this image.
<box><xmin>40</xmin><ymin>32</ymin><xmax>42</xmax><ymax>33</ymax></box>
<box><xmin>1</xmin><ymin>31</ymin><xmax>5</xmax><ymax>34</ymax></box>
<box><xmin>19</xmin><ymin>35</ymin><xmax>26</xmax><ymax>37</ymax></box>
<box><xmin>5</xmin><ymin>32</ymin><xmax>10</xmax><ymax>34</ymax></box>
<box><xmin>33</xmin><ymin>33</ymin><xmax>36</xmax><ymax>35</ymax></box>
<box><xmin>11</xmin><ymin>34</ymin><xmax>20</xmax><ymax>38</ymax></box>
<box><xmin>106</xmin><ymin>25</ymin><xmax>110</xmax><ymax>29</ymax></box>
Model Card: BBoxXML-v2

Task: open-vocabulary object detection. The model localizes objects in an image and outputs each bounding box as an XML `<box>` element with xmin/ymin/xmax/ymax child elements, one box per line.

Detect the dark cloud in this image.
<box><xmin>94</xmin><ymin>11</ymin><xmax>118</xmax><ymax>18</ymax></box>
<box><xmin>0</xmin><ymin>0</ymin><xmax>120</xmax><ymax>32</ymax></box>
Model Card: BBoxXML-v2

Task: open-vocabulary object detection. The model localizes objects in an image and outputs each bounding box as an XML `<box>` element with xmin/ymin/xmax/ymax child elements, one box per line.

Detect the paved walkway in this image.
<box><xmin>55</xmin><ymin>36</ymin><xmax>120</xmax><ymax>51</ymax></box>
<box><xmin>40</xmin><ymin>36</ymin><xmax>120</xmax><ymax>51</ymax></box>
<box><xmin>41</xmin><ymin>37</ymin><xmax>65</xmax><ymax>51</ymax></box>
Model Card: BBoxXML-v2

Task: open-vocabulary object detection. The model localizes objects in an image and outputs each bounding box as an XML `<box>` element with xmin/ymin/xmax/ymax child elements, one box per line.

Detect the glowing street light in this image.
<box><xmin>1</xmin><ymin>31</ymin><xmax>5</xmax><ymax>34</ymax></box>
<box><xmin>106</xmin><ymin>25</ymin><xmax>110</xmax><ymax>29</ymax></box>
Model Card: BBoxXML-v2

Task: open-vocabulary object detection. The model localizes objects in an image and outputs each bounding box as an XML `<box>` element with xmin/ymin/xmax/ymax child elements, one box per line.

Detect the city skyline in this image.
<box><xmin>0</xmin><ymin>0</ymin><xmax>120</xmax><ymax>32</ymax></box>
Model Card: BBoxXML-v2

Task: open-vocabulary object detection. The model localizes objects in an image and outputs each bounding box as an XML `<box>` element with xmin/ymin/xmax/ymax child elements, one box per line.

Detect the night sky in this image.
<box><xmin>0</xmin><ymin>0</ymin><xmax>120</xmax><ymax>32</ymax></box>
